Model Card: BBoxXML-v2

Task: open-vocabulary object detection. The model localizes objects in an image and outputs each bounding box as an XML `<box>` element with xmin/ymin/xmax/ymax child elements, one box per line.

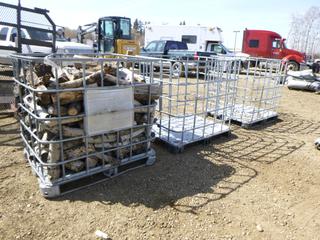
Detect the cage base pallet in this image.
<box><xmin>26</xmin><ymin>149</ymin><xmax>156</xmax><ymax>198</ymax></box>
<box><xmin>236</xmin><ymin>115</ymin><xmax>278</xmax><ymax>129</ymax></box>
<box><xmin>154</xmin><ymin>116</ymin><xmax>231</xmax><ymax>153</ymax></box>
<box><xmin>155</xmin><ymin>130</ymin><xmax>230</xmax><ymax>153</ymax></box>
<box><xmin>210</xmin><ymin>104</ymin><xmax>278</xmax><ymax>129</ymax></box>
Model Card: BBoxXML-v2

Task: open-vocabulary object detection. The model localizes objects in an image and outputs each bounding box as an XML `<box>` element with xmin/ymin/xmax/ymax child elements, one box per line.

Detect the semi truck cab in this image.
<box><xmin>242</xmin><ymin>29</ymin><xmax>306</xmax><ymax>71</ymax></box>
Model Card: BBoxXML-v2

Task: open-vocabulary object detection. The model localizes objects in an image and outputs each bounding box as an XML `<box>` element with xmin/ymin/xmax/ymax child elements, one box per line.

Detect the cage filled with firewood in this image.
<box><xmin>11</xmin><ymin>53</ymin><xmax>161</xmax><ymax>198</ymax></box>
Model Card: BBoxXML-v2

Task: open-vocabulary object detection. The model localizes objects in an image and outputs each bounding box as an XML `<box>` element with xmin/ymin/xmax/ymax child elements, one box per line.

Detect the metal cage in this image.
<box><xmin>12</xmin><ymin>53</ymin><xmax>160</xmax><ymax>197</ymax></box>
<box><xmin>224</xmin><ymin>57</ymin><xmax>286</xmax><ymax>127</ymax></box>
<box><xmin>153</xmin><ymin>56</ymin><xmax>239</xmax><ymax>152</ymax></box>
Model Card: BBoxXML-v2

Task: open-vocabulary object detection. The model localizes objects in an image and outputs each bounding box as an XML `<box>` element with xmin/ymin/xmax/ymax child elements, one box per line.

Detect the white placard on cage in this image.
<box><xmin>85</xmin><ymin>87</ymin><xmax>134</xmax><ymax>136</ymax></box>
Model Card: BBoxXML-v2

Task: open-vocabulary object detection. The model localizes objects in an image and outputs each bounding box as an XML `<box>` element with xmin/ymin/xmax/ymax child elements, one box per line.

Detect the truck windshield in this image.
<box><xmin>27</xmin><ymin>29</ymin><xmax>52</xmax><ymax>41</ymax></box>
<box><xmin>272</xmin><ymin>39</ymin><xmax>281</xmax><ymax>49</ymax></box>
<box><xmin>119</xmin><ymin>18</ymin><xmax>130</xmax><ymax>39</ymax></box>
<box><xmin>101</xmin><ymin>19</ymin><xmax>114</xmax><ymax>38</ymax></box>
<box><xmin>209</xmin><ymin>43</ymin><xmax>231</xmax><ymax>54</ymax></box>
<box><xmin>282</xmin><ymin>40</ymin><xmax>287</xmax><ymax>49</ymax></box>
<box><xmin>100</xmin><ymin>18</ymin><xmax>131</xmax><ymax>39</ymax></box>
<box><xmin>11</xmin><ymin>27</ymin><xmax>52</xmax><ymax>41</ymax></box>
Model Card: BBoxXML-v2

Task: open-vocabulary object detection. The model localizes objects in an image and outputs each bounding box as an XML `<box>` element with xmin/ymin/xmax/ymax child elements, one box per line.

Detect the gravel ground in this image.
<box><xmin>0</xmin><ymin>87</ymin><xmax>319</xmax><ymax>240</ymax></box>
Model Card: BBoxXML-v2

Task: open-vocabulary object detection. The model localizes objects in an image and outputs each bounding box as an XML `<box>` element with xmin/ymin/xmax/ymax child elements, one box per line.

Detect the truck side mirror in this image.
<box><xmin>10</xmin><ymin>33</ymin><xmax>17</xmax><ymax>42</ymax></box>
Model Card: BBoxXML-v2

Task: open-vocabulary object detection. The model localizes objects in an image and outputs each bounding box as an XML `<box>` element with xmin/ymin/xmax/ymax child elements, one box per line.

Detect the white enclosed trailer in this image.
<box><xmin>144</xmin><ymin>25</ymin><xmax>224</xmax><ymax>51</ymax></box>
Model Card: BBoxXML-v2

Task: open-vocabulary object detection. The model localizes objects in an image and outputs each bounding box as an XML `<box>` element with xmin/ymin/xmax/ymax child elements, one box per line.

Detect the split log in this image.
<box><xmin>134</xmin><ymin>100</ymin><xmax>156</xmax><ymax>113</ymax></box>
<box><xmin>51</xmin><ymin>91</ymin><xmax>83</xmax><ymax>105</ymax></box>
<box><xmin>102</xmin><ymin>73</ymin><xmax>130</xmax><ymax>86</ymax></box>
<box><xmin>35</xmin><ymin>132</ymin><xmax>61</xmax><ymax>181</ymax></box>
<box><xmin>62</xmin><ymin>126</ymin><xmax>84</xmax><ymax>137</ymax></box>
<box><xmin>64</xmin><ymin>145</ymin><xmax>97</xmax><ymax>172</ymax></box>
<box><xmin>23</xmin><ymin>94</ymin><xmax>49</xmax><ymax>119</ymax></box>
<box><xmin>44</xmin><ymin>116</ymin><xmax>83</xmax><ymax>128</ymax></box>
<box><xmin>135</xmin><ymin>113</ymin><xmax>148</xmax><ymax>125</ymax></box>
<box><xmin>48</xmin><ymin>126</ymin><xmax>84</xmax><ymax>137</ymax></box>
<box><xmin>117</xmin><ymin>142</ymin><xmax>146</xmax><ymax>159</ymax></box>
<box><xmin>36</xmin><ymin>85</ymin><xmax>52</xmax><ymax>105</ymax></box>
<box><xmin>57</xmin><ymin>72</ymin><xmax>71</xmax><ymax>83</ymax></box>
<box><xmin>121</xmin><ymin>128</ymin><xmax>145</xmax><ymax>142</ymax></box>
<box><xmin>134</xmin><ymin>84</ymin><xmax>161</xmax><ymax>102</ymax></box>
<box><xmin>118</xmin><ymin>68</ymin><xmax>145</xmax><ymax>82</ymax></box>
<box><xmin>65</xmin><ymin>144</ymin><xmax>95</xmax><ymax>159</ymax></box>
<box><xmin>26</xmin><ymin>70</ymin><xmax>41</xmax><ymax>87</ymax></box>
<box><xmin>87</xmin><ymin>134</ymin><xmax>117</xmax><ymax>144</ymax></box>
<box><xmin>47</xmin><ymin>105</ymin><xmax>68</xmax><ymax>116</ymax></box>
<box><xmin>59</xmin><ymin>71</ymin><xmax>104</xmax><ymax>89</ymax></box>
<box><xmin>94</xmin><ymin>142</ymin><xmax>113</xmax><ymax>149</ymax></box>
<box><xmin>45</xmin><ymin>142</ymin><xmax>61</xmax><ymax>182</ymax></box>
<box><xmin>67</xmin><ymin>102</ymin><xmax>82</xmax><ymax>116</ymax></box>
<box><xmin>104</xmin><ymin>65</ymin><xmax>145</xmax><ymax>83</ymax></box>
<box><xmin>95</xmin><ymin>154</ymin><xmax>119</xmax><ymax>166</ymax></box>
<box><xmin>65</xmin><ymin>157</ymin><xmax>98</xmax><ymax>172</ymax></box>
<box><xmin>47</xmin><ymin>102</ymin><xmax>82</xmax><ymax>116</ymax></box>
<box><xmin>62</xmin><ymin>139</ymin><xmax>83</xmax><ymax>151</ymax></box>
<box><xmin>54</xmin><ymin>67</ymin><xmax>87</xmax><ymax>83</ymax></box>
<box><xmin>34</xmin><ymin>63</ymin><xmax>53</xmax><ymax>81</ymax></box>
<box><xmin>122</xmin><ymin>135</ymin><xmax>147</xmax><ymax>147</ymax></box>
<box><xmin>94</xmin><ymin>131</ymin><xmax>146</xmax><ymax>149</ymax></box>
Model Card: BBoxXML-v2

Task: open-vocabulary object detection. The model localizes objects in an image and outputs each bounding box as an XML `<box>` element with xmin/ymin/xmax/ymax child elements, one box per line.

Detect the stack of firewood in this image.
<box><xmin>20</xmin><ymin>61</ymin><xmax>160</xmax><ymax>181</ymax></box>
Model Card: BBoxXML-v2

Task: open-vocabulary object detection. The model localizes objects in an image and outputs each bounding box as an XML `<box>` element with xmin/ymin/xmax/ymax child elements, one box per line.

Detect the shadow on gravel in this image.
<box><xmin>257</xmin><ymin>113</ymin><xmax>320</xmax><ymax>135</ymax></box>
<box><xmin>0</xmin><ymin>116</ymin><xmax>22</xmax><ymax>148</ymax></box>
<box><xmin>61</xmin><ymin>143</ymin><xmax>236</xmax><ymax>211</ymax></box>
<box><xmin>57</xmin><ymin>122</ymin><xmax>304</xmax><ymax>213</ymax></box>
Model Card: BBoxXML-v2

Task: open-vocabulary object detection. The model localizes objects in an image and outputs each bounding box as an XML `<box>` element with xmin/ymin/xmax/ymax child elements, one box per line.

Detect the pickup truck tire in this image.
<box><xmin>171</xmin><ymin>62</ymin><xmax>184</xmax><ymax>77</ymax></box>
<box><xmin>240</xmin><ymin>60</ymin><xmax>250</xmax><ymax>73</ymax></box>
<box><xmin>286</xmin><ymin>61</ymin><xmax>299</xmax><ymax>71</ymax></box>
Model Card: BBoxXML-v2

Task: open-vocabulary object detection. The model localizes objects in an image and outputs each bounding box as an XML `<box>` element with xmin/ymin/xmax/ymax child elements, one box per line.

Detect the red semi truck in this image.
<box><xmin>242</xmin><ymin>29</ymin><xmax>306</xmax><ymax>71</ymax></box>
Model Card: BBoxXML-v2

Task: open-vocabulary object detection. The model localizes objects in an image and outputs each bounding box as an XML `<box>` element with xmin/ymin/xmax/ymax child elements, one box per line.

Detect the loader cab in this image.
<box><xmin>97</xmin><ymin>16</ymin><xmax>131</xmax><ymax>53</ymax></box>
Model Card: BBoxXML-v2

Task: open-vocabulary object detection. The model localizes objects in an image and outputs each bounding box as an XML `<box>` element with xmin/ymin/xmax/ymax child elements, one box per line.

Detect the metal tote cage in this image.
<box><xmin>229</xmin><ymin>57</ymin><xmax>286</xmax><ymax>127</ymax></box>
<box><xmin>153</xmin><ymin>56</ymin><xmax>239</xmax><ymax>152</ymax></box>
<box><xmin>12</xmin><ymin>53</ymin><xmax>160</xmax><ymax>198</ymax></box>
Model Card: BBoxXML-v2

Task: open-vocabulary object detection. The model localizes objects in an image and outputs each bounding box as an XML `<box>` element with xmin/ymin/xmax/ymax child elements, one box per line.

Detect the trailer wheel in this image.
<box><xmin>171</xmin><ymin>62</ymin><xmax>184</xmax><ymax>77</ymax></box>
<box><xmin>286</xmin><ymin>61</ymin><xmax>299</xmax><ymax>71</ymax></box>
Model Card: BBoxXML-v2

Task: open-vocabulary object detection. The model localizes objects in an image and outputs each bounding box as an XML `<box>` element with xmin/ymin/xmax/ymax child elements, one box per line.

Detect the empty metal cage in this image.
<box><xmin>153</xmin><ymin>56</ymin><xmax>239</xmax><ymax>152</ymax></box>
<box><xmin>229</xmin><ymin>57</ymin><xmax>286</xmax><ymax>127</ymax></box>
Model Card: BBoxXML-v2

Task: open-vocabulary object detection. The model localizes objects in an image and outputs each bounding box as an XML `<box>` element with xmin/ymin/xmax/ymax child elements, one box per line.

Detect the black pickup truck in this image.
<box><xmin>140</xmin><ymin>40</ymin><xmax>215</xmax><ymax>76</ymax></box>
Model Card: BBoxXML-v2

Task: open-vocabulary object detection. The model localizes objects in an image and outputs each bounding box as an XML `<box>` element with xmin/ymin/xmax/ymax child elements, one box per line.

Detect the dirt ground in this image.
<box><xmin>0</xmin><ymin>86</ymin><xmax>320</xmax><ymax>240</ymax></box>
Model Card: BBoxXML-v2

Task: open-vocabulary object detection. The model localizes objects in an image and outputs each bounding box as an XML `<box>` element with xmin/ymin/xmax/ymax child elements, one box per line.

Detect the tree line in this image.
<box><xmin>287</xmin><ymin>6</ymin><xmax>320</xmax><ymax>59</ymax></box>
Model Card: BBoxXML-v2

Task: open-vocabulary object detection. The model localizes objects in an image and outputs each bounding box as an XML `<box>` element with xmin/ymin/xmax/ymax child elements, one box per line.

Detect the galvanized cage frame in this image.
<box><xmin>153</xmin><ymin>56</ymin><xmax>240</xmax><ymax>152</ymax></box>
<box><xmin>228</xmin><ymin>57</ymin><xmax>286</xmax><ymax>127</ymax></box>
<box><xmin>12</xmin><ymin>53</ymin><xmax>160</xmax><ymax>197</ymax></box>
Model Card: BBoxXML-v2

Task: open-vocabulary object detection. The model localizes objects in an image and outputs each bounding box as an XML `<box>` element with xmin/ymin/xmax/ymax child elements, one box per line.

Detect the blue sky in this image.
<box><xmin>3</xmin><ymin>0</ymin><xmax>319</xmax><ymax>49</ymax></box>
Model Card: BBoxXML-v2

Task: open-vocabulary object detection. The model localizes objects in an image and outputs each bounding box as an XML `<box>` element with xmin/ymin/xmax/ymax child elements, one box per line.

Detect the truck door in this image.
<box><xmin>9</xmin><ymin>28</ymin><xmax>32</xmax><ymax>53</ymax></box>
<box><xmin>271</xmin><ymin>38</ymin><xmax>282</xmax><ymax>59</ymax></box>
<box><xmin>140</xmin><ymin>41</ymin><xmax>159</xmax><ymax>58</ymax></box>
<box><xmin>207</xmin><ymin>42</ymin><xmax>227</xmax><ymax>56</ymax></box>
<box><xmin>98</xmin><ymin>18</ymin><xmax>115</xmax><ymax>53</ymax></box>
<box><xmin>9</xmin><ymin>28</ymin><xmax>51</xmax><ymax>54</ymax></box>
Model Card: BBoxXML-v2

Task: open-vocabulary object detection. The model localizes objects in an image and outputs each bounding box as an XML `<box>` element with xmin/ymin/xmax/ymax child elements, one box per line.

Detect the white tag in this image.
<box><xmin>85</xmin><ymin>87</ymin><xmax>134</xmax><ymax>136</ymax></box>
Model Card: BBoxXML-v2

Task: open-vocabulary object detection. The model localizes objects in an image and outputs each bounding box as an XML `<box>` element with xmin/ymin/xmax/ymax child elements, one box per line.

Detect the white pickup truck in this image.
<box><xmin>0</xmin><ymin>25</ymin><xmax>94</xmax><ymax>65</ymax></box>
